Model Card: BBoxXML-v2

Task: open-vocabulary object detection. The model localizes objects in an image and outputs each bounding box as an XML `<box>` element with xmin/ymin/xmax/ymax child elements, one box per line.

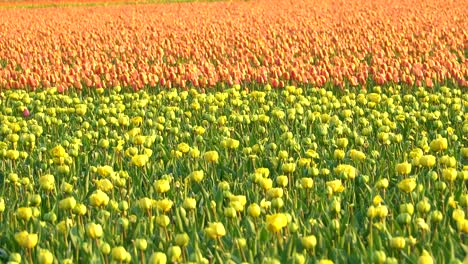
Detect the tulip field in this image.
<box><xmin>0</xmin><ymin>0</ymin><xmax>467</xmax><ymax>263</ymax></box>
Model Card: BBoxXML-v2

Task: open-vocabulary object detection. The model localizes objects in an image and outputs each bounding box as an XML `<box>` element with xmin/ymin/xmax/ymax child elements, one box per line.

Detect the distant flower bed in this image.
<box><xmin>0</xmin><ymin>0</ymin><xmax>466</xmax><ymax>92</ymax></box>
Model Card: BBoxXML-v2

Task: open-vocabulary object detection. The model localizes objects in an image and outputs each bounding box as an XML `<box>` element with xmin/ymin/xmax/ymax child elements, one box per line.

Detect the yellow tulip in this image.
<box><xmin>204</xmin><ymin>222</ymin><xmax>226</xmax><ymax>239</ymax></box>
<box><xmin>14</xmin><ymin>231</ymin><xmax>38</xmax><ymax>249</ymax></box>
<box><xmin>390</xmin><ymin>237</ymin><xmax>406</xmax><ymax>249</ymax></box>
<box><xmin>397</xmin><ymin>178</ymin><xmax>416</xmax><ymax>193</ymax></box>
<box><xmin>395</xmin><ymin>162</ymin><xmax>412</xmax><ymax>175</ymax></box>
<box><xmin>37</xmin><ymin>249</ymin><xmax>54</xmax><ymax>264</ymax></box>
<box><xmin>132</xmin><ymin>154</ymin><xmax>149</xmax><ymax>167</ymax></box>
<box><xmin>148</xmin><ymin>252</ymin><xmax>167</xmax><ymax>264</ymax></box>
<box><xmin>204</xmin><ymin>151</ymin><xmax>219</xmax><ymax>163</ymax></box>
<box><xmin>86</xmin><ymin>222</ymin><xmax>103</xmax><ymax>239</ymax></box>
<box><xmin>266</xmin><ymin>213</ymin><xmax>288</xmax><ymax>233</ymax></box>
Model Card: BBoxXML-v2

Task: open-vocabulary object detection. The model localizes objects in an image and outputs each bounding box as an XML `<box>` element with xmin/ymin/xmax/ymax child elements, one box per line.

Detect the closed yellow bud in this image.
<box><xmin>148</xmin><ymin>252</ymin><xmax>167</xmax><ymax>264</ymax></box>
<box><xmin>156</xmin><ymin>215</ymin><xmax>170</xmax><ymax>227</ymax></box>
<box><xmin>204</xmin><ymin>151</ymin><xmax>219</xmax><ymax>163</ymax></box>
<box><xmin>349</xmin><ymin>149</ymin><xmax>366</xmax><ymax>162</ymax></box>
<box><xmin>177</xmin><ymin>143</ymin><xmax>190</xmax><ymax>153</ymax></box>
<box><xmin>300</xmin><ymin>178</ymin><xmax>314</xmax><ymax>189</ymax></box>
<box><xmin>395</xmin><ymin>162</ymin><xmax>412</xmax><ymax>175</ymax></box>
<box><xmin>156</xmin><ymin>199</ymin><xmax>173</xmax><ymax>213</ymax></box>
<box><xmin>190</xmin><ymin>170</ymin><xmax>204</xmax><ymax>183</ymax></box>
<box><xmin>138</xmin><ymin>197</ymin><xmax>153</xmax><ymax>211</ymax></box>
<box><xmin>390</xmin><ymin>237</ymin><xmax>406</xmax><ymax>249</ymax></box>
<box><xmin>418</xmin><ymin>250</ymin><xmax>433</xmax><ymax>264</ymax></box>
<box><xmin>39</xmin><ymin>174</ymin><xmax>55</xmax><ymax>191</ymax></box>
<box><xmin>135</xmin><ymin>238</ymin><xmax>148</xmax><ymax>251</ymax></box>
<box><xmin>183</xmin><ymin>198</ymin><xmax>197</xmax><ymax>210</ymax></box>
<box><xmin>86</xmin><ymin>222</ymin><xmax>103</xmax><ymax>239</ymax></box>
<box><xmin>37</xmin><ymin>249</ymin><xmax>54</xmax><ymax>264</ymax></box>
<box><xmin>14</xmin><ymin>231</ymin><xmax>38</xmax><ymax>249</ymax></box>
<box><xmin>17</xmin><ymin>207</ymin><xmax>33</xmax><ymax>221</ymax></box>
<box><xmin>167</xmin><ymin>246</ymin><xmax>182</xmax><ymax>262</ymax></box>
<box><xmin>153</xmin><ymin>179</ymin><xmax>170</xmax><ymax>194</ymax></box>
<box><xmin>301</xmin><ymin>235</ymin><xmax>317</xmax><ymax>250</ymax></box>
<box><xmin>132</xmin><ymin>154</ymin><xmax>149</xmax><ymax>167</ymax></box>
<box><xmin>111</xmin><ymin>247</ymin><xmax>130</xmax><ymax>262</ymax></box>
<box><xmin>204</xmin><ymin>222</ymin><xmax>226</xmax><ymax>239</ymax></box>
<box><xmin>397</xmin><ymin>178</ymin><xmax>416</xmax><ymax>193</ymax></box>
<box><xmin>419</xmin><ymin>155</ymin><xmax>436</xmax><ymax>167</ymax></box>
<box><xmin>282</xmin><ymin>163</ymin><xmax>296</xmax><ymax>174</ymax></box>
<box><xmin>248</xmin><ymin>203</ymin><xmax>261</xmax><ymax>218</ymax></box>
<box><xmin>59</xmin><ymin>197</ymin><xmax>77</xmax><ymax>211</ymax></box>
<box><xmin>429</xmin><ymin>137</ymin><xmax>448</xmax><ymax>152</ymax></box>
<box><xmin>276</xmin><ymin>175</ymin><xmax>288</xmax><ymax>187</ymax></box>
<box><xmin>266</xmin><ymin>213</ymin><xmax>288</xmax><ymax>233</ymax></box>
<box><xmin>89</xmin><ymin>190</ymin><xmax>110</xmax><ymax>207</ymax></box>
<box><xmin>174</xmin><ymin>233</ymin><xmax>189</xmax><ymax>247</ymax></box>
<box><xmin>442</xmin><ymin>168</ymin><xmax>458</xmax><ymax>182</ymax></box>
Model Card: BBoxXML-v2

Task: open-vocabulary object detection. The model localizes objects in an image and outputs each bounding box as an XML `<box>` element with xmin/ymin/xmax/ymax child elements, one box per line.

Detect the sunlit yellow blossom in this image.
<box><xmin>255</xmin><ymin>167</ymin><xmax>270</xmax><ymax>178</ymax></box>
<box><xmin>334</xmin><ymin>164</ymin><xmax>357</xmax><ymax>179</ymax></box>
<box><xmin>156</xmin><ymin>199</ymin><xmax>173</xmax><ymax>213</ymax></box>
<box><xmin>276</xmin><ymin>175</ymin><xmax>288</xmax><ymax>187</ymax></box>
<box><xmin>349</xmin><ymin>149</ymin><xmax>366</xmax><ymax>162</ymax></box>
<box><xmin>148</xmin><ymin>252</ymin><xmax>167</xmax><ymax>264</ymax></box>
<box><xmin>395</xmin><ymin>162</ymin><xmax>412</xmax><ymax>175</ymax></box>
<box><xmin>301</xmin><ymin>235</ymin><xmax>317</xmax><ymax>250</ymax></box>
<box><xmin>282</xmin><ymin>163</ymin><xmax>296</xmax><ymax>174</ymax></box>
<box><xmin>373</xmin><ymin>195</ymin><xmax>383</xmax><ymax>206</ymax></box>
<box><xmin>167</xmin><ymin>246</ymin><xmax>182</xmax><ymax>262</ymax></box>
<box><xmin>260</xmin><ymin>177</ymin><xmax>273</xmax><ymax>190</ymax></box>
<box><xmin>183</xmin><ymin>198</ymin><xmax>196</xmax><ymax>210</ymax></box>
<box><xmin>97</xmin><ymin>165</ymin><xmax>114</xmax><ymax>178</ymax></box>
<box><xmin>457</xmin><ymin>219</ymin><xmax>468</xmax><ymax>233</ymax></box>
<box><xmin>375</xmin><ymin>178</ymin><xmax>389</xmax><ymax>189</ymax></box>
<box><xmin>17</xmin><ymin>207</ymin><xmax>33</xmax><ymax>221</ymax></box>
<box><xmin>390</xmin><ymin>237</ymin><xmax>406</xmax><ymax>249</ymax></box>
<box><xmin>59</xmin><ymin>197</ymin><xmax>77</xmax><ymax>211</ymax></box>
<box><xmin>204</xmin><ymin>222</ymin><xmax>226</xmax><ymax>239</ymax></box>
<box><xmin>397</xmin><ymin>178</ymin><xmax>416</xmax><ymax>193</ymax></box>
<box><xmin>177</xmin><ymin>143</ymin><xmax>190</xmax><ymax>153</ymax></box>
<box><xmin>51</xmin><ymin>145</ymin><xmax>67</xmax><ymax>158</ymax></box>
<box><xmin>266</xmin><ymin>213</ymin><xmax>288</xmax><ymax>232</ymax></box>
<box><xmin>14</xmin><ymin>231</ymin><xmax>38</xmax><ymax>248</ymax></box>
<box><xmin>154</xmin><ymin>179</ymin><xmax>170</xmax><ymax>194</ymax></box>
<box><xmin>452</xmin><ymin>209</ymin><xmax>465</xmax><ymax>222</ymax></box>
<box><xmin>37</xmin><ymin>249</ymin><xmax>54</xmax><ymax>264</ymax></box>
<box><xmin>300</xmin><ymin>178</ymin><xmax>313</xmax><ymax>189</ymax></box>
<box><xmin>112</xmin><ymin>246</ymin><xmax>131</xmax><ymax>262</ymax></box>
<box><xmin>419</xmin><ymin>155</ymin><xmax>436</xmax><ymax>167</ymax></box>
<box><xmin>138</xmin><ymin>197</ymin><xmax>153</xmax><ymax>211</ymax></box>
<box><xmin>248</xmin><ymin>203</ymin><xmax>261</xmax><ymax>218</ymax></box>
<box><xmin>190</xmin><ymin>170</ymin><xmax>204</xmax><ymax>183</ymax></box>
<box><xmin>326</xmin><ymin>179</ymin><xmax>345</xmax><ymax>194</ymax></box>
<box><xmin>95</xmin><ymin>178</ymin><xmax>114</xmax><ymax>192</ymax></box>
<box><xmin>156</xmin><ymin>215</ymin><xmax>170</xmax><ymax>227</ymax></box>
<box><xmin>336</xmin><ymin>138</ymin><xmax>349</xmax><ymax>149</ymax></box>
<box><xmin>442</xmin><ymin>168</ymin><xmax>457</xmax><ymax>182</ymax></box>
<box><xmin>132</xmin><ymin>154</ymin><xmax>149</xmax><ymax>167</ymax></box>
<box><xmin>89</xmin><ymin>190</ymin><xmax>110</xmax><ymax>207</ymax></box>
<box><xmin>39</xmin><ymin>174</ymin><xmax>55</xmax><ymax>191</ymax></box>
<box><xmin>204</xmin><ymin>151</ymin><xmax>219</xmax><ymax>163</ymax></box>
<box><xmin>429</xmin><ymin>137</ymin><xmax>448</xmax><ymax>152</ymax></box>
<box><xmin>86</xmin><ymin>222</ymin><xmax>103</xmax><ymax>239</ymax></box>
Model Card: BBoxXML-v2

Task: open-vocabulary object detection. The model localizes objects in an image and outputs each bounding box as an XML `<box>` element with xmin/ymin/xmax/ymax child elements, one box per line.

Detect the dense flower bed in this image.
<box><xmin>0</xmin><ymin>84</ymin><xmax>467</xmax><ymax>263</ymax></box>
